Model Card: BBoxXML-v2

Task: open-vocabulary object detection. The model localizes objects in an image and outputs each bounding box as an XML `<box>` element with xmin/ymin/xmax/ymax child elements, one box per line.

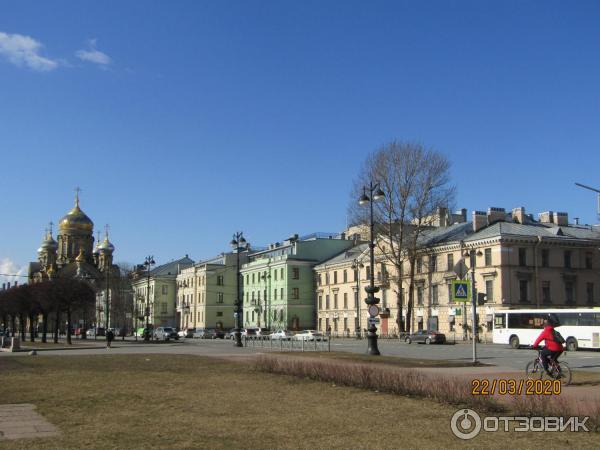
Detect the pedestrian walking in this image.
<box><xmin>106</xmin><ymin>328</ymin><xmax>114</xmax><ymax>349</ymax></box>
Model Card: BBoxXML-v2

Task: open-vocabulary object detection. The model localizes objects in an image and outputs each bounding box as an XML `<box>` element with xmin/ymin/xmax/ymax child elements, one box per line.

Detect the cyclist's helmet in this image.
<box><xmin>547</xmin><ymin>313</ymin><xmax>560</xmax><ymax>327</ymax></box>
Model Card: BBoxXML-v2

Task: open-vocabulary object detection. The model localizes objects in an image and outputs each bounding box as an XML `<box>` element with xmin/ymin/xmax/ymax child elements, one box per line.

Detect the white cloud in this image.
<box><xmin>76</xmin><ymin>39</ymin><xmax>111</xmax><ymax>66</ymax></box>
<box><xmin>0</xmin><ymin>31</ymin><xmax>58</xmax><ymax>71</ymax></box>
<box><xmin>0</xmin><ymin>257</ymin><xmax>28</xmax><ymax>287</ymax></box>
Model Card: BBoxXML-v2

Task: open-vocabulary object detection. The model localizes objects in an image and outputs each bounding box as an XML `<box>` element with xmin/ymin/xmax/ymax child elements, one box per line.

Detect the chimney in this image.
<box><xmin>7</xmin><ymin>282</ymin><xmax>10</xmax><ymax>289</ymax></box>
<box><xmin>539</xmin><ymin>211</ymin><xmax>554</xmax><ymax>224</ymax></box>
<box><xmin>460</xmin><ymin>208</ymin><xmax>467</xmax><ymax>222</ymax></box>
<box><xmin>487</xmin><ymin>207</ymin><xmax>506</xmax><ymax>225</ymax></box>
<box><xmin>2</xmin><ymin>283</ymin><xmax>5</xmax><ymax>290</ymax></box>
<box><xmin>14</xmin><ymin>281</ymin><xmax>17</xmax><ymax>287</ymax></box>
<box><xmin>574</xmin><ymin>217</ymin><xmax>580</xmax><ymax>225</ymax></box>
<box><xmin>472</xmin><ymin>211</ymin><xmax>487</xmax><ymax>232</ymax></box>
<box><xmin>341</xmin><ymin>232</ymin><xmax>346</xmax><ymax>240</ymax></box>
<box><xmin>437</xmin><ymin>207</ymin><xmax>448</xmax><ymax>227</ymax></box>
<box><xmin>512</xmin><ymin>207</ymin><xmax>526</xmax><ymax>224</ymax></box>
<box><xmin>554</xmin><ymin>212</ymin><xmax>568</xmax><ymax>226</ymax></box>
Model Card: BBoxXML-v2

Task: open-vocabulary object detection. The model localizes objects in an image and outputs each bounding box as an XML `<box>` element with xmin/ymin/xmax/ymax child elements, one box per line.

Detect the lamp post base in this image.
<box><xmin>233</xmin><ymin>331</ymin><xmax>243</xmax><ymax>347</ymax></box>
<box><xmin>366</xmin><ymin>326</ymin><xmax>380</xmax><ymax>355</ymax></box>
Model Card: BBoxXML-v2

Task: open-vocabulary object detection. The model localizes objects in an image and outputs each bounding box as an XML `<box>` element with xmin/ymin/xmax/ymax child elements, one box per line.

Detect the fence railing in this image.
<box><xmin>243</xmin><ymin>336</ymin><xmax>331</xmax><ymax>352</ymax></box>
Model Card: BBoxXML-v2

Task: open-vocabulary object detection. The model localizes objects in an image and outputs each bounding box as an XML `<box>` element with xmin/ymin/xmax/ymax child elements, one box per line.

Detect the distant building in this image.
<box><xmin>28</xmin><ymin>191</ymin><xmax>120</xmax><ymax>329</ymax></box>
<box><xmin>131</xmin><ymin>256</ymin><xmax>193</xmax><ymax>329</ymax></box>
<box><xmin>241</xmin><ymin>233</ymin><xmax>357</xmax><ymax>331</ymax></box>
<box><xmin>176</xmin><ymin>251</ymin><xmax>251</xmax><ymax>331</ymax></box>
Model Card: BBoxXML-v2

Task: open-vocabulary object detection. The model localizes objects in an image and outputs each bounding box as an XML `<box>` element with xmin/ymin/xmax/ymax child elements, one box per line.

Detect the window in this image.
<box><xmin>484</xmin><ymin>248</ymin><xmax>492</xmax><ymax>266</ymax></box>
<box><xmin>245</xmin><ymin>274</ymin><xmax>249</xmax><ymax>284</ymax></box>
<box><xmin>325</xmin><ymin>295</ymin><xmax>330</xmax><ymax>309</ymax></box>
<box><xmin>326</xmin><ymin>273</ymin><xmax>330</xmax><ymax>285</ymax></box>
<box><xmin>519</xmin><ymin>280</ymin><xmax>528</xmax><ymax>303</ymax></box>
<box><xmin>518</xmin><ymin>248</ymin><xmax>527</xmax><ymax>267</ymax></box>
<box><xmin>432</xmin><ymin>285</ymin><xmax>438</xmax><ymax>305</ymax></box>
<box><xmin>217</xmin><ymin>292</ymin><xmax>224</xmax><ymax>304</ymax></box>
<box><xmin>318</xmin><ymin>295</ymin><xmax>322</xmax><ymax>310</ymax></box>
<box><xmin>280</xmin><ymin>287</ymin><xmax>283</xmax><ymax>299</ymax></box>
<box><xmin>280</xmin><ymin>268</ymin><xmax>284</xmax><ymax>279</ymax></box>
<box><xmin>217</xmin><ymin>275</ymin><xmax>224</xmax><ymax>286</ymax></box>
<box><xmin>485</xmin><ymin>280</ymin><xmax>494</xmax><ymax>303</ymax></box>
<box><xmin>585</xmin><ymin>252</ymin><xmax>593</xmax><ymax>270</ymax></box>
<box><xmin>447</xmin><ymin>253</ymin><xmax>454</xmax><ymax>271</ymax></box>
<box><xmin>565</xmin><ymin>281</ymin><xmax>575</xmax><ymax>304</ymax></box>
<box><xmin>333</xmin><ymin>271</ymin><xmax>338</xmax><ymax>284</ymax></box>
<box><xmin>274</xmin><ymin>289</ymin><xmax>277</xmax><ymax>300</ymax></box>
<box><xmin>564</xmin><ymin>251</ymin><xmax>572</xmax><ymax>269</ymax></box>
<box><xmin>161</xmin><ymin>302</ymin><xmax>168</xmax><ymax>313</ymax></box>
<box><xmin>587</xmin><ymin>283</ymin><xmax>594</xmax><ymax>305</ymax></box>
<box><xmin>334</xmin><ymin>294</ymin><xmax>338</xmax><ymax>309</ymax></box>
<box><xmin>417</xmin><ymin>286</ymin><xmax>423</xmax><ymax>305</ymax></box>
<box><xmin>343</xmin><ymin>270</ymin><xmax>347</xmax><ymax>283</ymax></box>
<box><xmin>292</xmin><ymin>268</ymin><xmax>300</xmax><ymax>280</ymax></box>
<box><xmin>447</xmin><ymin>283</ymin><xmax>453</xmax><ymax>304</ymax></box>
<box><xmin>317</xmin><ymin>274</ymin><xmax>321</xmax><ymax>285</ymax></box>
<box><xmin>274</xmin><ymin>270</ymin><xmax>278</xmax><ymax>281</ymax></box>
<box><xmin>354</xmin><ymin>268</ymin><xmax>359</xmax><ymax>282</ymax></box>
<box><xmin>216</xmin><ymin>311</ymin><xmax>223</xmax><ymax>317</ymax></box>
<box><xmin>343</xmin><ymin>293</ymin><xmax>348</xmax><ymax>309</ymax></box>
<box><xmin>292</xmin><ymin>287</ymin><xmax>299</xmax><ymax>299</ymax></box>
<box><xmin>542</xmin><ymin>282</ymin><xmax>551</xmax><ymax>305</ymax></box>
<box><xmin>540</xmin><ymin>249</ymin><xmax>549</xmax><ymax>268</ymax></box>
<box><xmin>469</xmin><ymin>250</ymin><xmax>476</xmax><ymax>268</ymax></box>
<box><xmin>430</xmin><ymin>255</ymin><xmax>437</xmax><ymax>272</ymax></box>
<box><xmin>417</xmin><ymin>258</ymin><xmax>422</xmax><ymax>274</ymax></box>
<box><xmin>252</xmin><ymin>273</ymin><xmax>255</xmax><ymax>283</ymax></box>
<box><xmin>162</xmin><ymin>285</ymin><xmax>168</xmax><ymax>295</ymax></box>
<box><xmin>366</xmin><ymin>265</ymin><xmax>371</xmax><ymax>279</ymax></box>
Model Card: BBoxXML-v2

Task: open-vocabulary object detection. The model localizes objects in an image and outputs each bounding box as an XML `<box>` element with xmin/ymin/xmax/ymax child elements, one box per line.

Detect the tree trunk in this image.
<box><xmin>54</xmin><ymin>310</ymin><xmax>60</xmax><ymax>344</ymax></box>
<box><xmin>19</xmin><ymin>314</ymin><xmax>26</xmax><ymax>341</ymax></box>
<box><xmin>66</xmin><ymin>307</ymin><xmax>72</xmax><ymax>345</ymax></box>
<box><xmin>10</xmin><ymin>315</ymin><xmax>16</xmax><ymax>338</ymax></box>
<box><xmin>406</xmin><ymin>256</ymin><xmax>417</xmax><ymax>334</ymax></box>
<box><xmin>42</xmin><ymin>312</ymin><xmax>48</xmax><ymax>343</ymax></box>
<box><xmin>29</xmin><ymin>313</ymin><xmax>35</xmax><ymax>342</ymax></box>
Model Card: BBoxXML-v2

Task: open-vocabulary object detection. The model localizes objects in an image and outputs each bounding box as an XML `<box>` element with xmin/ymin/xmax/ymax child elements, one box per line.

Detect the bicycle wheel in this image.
<box><xmin>526</xmin><ymin>360</ymin><xmax>542</xmax><ymax>379</ymax></box>
<box><xmin>556</xmin><ymin>362</ymin><xmax>572</xmax><ymax>386</ymax></box>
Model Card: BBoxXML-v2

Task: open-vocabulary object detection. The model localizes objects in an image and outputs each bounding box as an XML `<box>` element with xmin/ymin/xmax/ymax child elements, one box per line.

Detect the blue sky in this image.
<box><xmin>1</xmin><ymin>1</ymin><xmax>599</xmax><ymax>282</ymax></box>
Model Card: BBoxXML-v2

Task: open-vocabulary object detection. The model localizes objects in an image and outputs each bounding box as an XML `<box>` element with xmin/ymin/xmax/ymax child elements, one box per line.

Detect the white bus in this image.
<box><xmin>493</xmin><ymin>308</ymin><xmax>600</xmax><ymax>351</ymax></box>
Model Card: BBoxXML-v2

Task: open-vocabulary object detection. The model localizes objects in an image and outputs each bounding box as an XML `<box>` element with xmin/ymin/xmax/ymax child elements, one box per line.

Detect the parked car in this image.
<box><xmin>225</xmin><ymin>328</ymin><xmax>237</xmax><ymax>340</ymax></box>
<box><xmin>269</xmin><ymin>330</ymin><xmax>295</xmax><ymax>340</ymax></box>
<box><xmin>178</xmin><ymin>328</ymin><xmax>195</xmax><ymax>338</ymax></box>
<box><xmin>241</xmin><ymin>328</ymin><xmax>258</xmax><ymax>338</ymax></box>
<box><xmin>74</xmin><ymin>327</ymin><xmax>84</xmax><ymax>336</ymax></box>
<box><xmin>293</xmin><ymin>330</ymin><xmax>325</xmax><ymax>341</ymax></box>
<box><xmin>192</xmin><ymin>328</ymin><xmax>210</xmax><ymax>339</ymax></box>
<box><xmin>86</xmin><ymin>327</ymin><xmax>105</xmax><ymax>337</ymax></box>
<box><xmin>404</xmin><ymin>330</ymin><xmax>446</xmax><ymax>345</ymax></box>
<box><xmin>206</xmin><ymin>329</ymin><xmax>225</xmax><ymax>339</ymax></box>
<box><xmin>153</xmin><ymin>327</ymin><xmax>179</xmax><ymax>341</ymax></box>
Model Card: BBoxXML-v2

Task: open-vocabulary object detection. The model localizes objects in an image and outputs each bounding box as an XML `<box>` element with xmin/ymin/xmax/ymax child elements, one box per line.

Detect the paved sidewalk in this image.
<box><xmin>0</xmin><ymin>404</ymin><xmax>59</xmax><ymax>441</ymax></box>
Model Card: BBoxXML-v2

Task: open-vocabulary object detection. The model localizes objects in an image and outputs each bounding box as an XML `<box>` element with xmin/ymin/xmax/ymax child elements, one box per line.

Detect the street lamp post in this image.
<box><xmin>143</xmin><ymin>255</ymin><xmax>155</xmax><ymax>341</ymax></box>
<box><xmin>463</xmin><ymin>249</ymin><xmax>482</xmax><ymax>364</ymax></box>
<box><xmin>359</xmin><ymin>181</ymin><xmax>386</xmax><ymax>355</ymax></box>
<box><xmin>230</xmin><ymin>232</ymin><xmax>249</xmax><ymax>347</ymax></box>
<box><xmin>351</xmin><ymin>259</ymin><xmax>364</xmax><ymax>339</ymax></box>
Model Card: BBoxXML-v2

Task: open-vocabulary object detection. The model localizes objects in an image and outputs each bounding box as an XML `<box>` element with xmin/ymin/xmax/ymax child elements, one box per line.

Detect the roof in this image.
<box><xmin>315</xmin><ymin>243</ymin><xmax>369</xmax><ymax>268</ymax></box>
<box><xmin>464</xmin><ymin>221</ymin><xmax>600</xmax><ymax>243</ymax></box>
<box><xmin>151</xmin><ymin>256</ymin><xmax>194</xmax><ymax>277</ymax></box>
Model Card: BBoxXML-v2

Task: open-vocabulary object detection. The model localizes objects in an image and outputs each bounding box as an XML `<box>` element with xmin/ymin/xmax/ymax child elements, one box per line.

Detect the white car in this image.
<box><xmin>269</xmin><ymin>330</ymin><xmax>294</xmax><ymax>340</ymax></box>
<box><xmin>153</xmin><ymin>327</ymin><xmax>179</xmax><ymax>341</ymax></box>
<box><xmin>293</xmin><ymin>330</ymin><xmax>325</xmax><ymax>341</ymax></box>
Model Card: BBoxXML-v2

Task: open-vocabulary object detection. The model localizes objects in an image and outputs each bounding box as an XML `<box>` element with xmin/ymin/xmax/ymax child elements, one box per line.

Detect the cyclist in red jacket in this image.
<box><xmin>532</xmin><ymin>314</ymin><xmax>564</xmax><ymax>376</ymax></box>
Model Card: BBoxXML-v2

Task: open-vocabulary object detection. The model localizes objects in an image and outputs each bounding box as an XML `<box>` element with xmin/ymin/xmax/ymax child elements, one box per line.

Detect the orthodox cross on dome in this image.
<box><xmin>74</xmin><ymin>186</ymin><xmax>82</xmax><ymax>207</ymax></box>
<box><xmin>48</xmin><ymin>221</ymin><xmax>54</xmax><ymax>235</ymax></box>
<box><xmin>104</xmin><ymin>224</ymin><xmax>110</xmax><ymax>239</ymax></box>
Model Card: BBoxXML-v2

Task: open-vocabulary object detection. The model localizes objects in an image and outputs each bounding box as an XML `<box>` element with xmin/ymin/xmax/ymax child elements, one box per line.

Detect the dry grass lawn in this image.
<box><xmin>0</xmin><ymin>355</ymin><xmax>597</xmax><ymax>449</ymax></box>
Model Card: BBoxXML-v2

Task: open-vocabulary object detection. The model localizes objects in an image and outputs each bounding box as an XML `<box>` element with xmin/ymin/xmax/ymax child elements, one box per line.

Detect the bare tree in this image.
<box><xmin>349</xmin><ymin>141</ymin><xmax>455</xmax><ymax>333</ymax></box>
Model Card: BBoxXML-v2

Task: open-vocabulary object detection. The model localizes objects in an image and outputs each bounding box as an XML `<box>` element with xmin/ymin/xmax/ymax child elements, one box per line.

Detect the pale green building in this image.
<box><xmin>241</xmin><ymin>233</ymin><xmax>356</xmax><ymax>331</ymax></box>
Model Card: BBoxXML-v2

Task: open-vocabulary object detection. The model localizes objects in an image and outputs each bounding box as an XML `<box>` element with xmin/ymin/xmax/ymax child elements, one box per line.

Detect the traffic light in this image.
<box><xmin>477</xmin><ymin>292</ymin><xmax>486</xmax><ymax>306</ymax></box>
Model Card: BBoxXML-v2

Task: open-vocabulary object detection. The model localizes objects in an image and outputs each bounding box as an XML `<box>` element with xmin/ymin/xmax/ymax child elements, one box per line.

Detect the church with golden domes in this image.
<box><xmin>28</xmin><ymin>189</ymin><xmax>120</xmax><ymax>328</ymax></box>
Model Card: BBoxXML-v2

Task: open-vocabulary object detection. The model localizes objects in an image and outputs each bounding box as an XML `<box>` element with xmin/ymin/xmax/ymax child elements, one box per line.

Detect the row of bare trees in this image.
<box><xmin>0</xmin><ymin>278</ymin><xmax>95</xmax><ymax>345</ymax></box>
<box><xmin>350</xmin><ymin>141</ymin><xmax>456</xmax><ymax>333</ymax></box>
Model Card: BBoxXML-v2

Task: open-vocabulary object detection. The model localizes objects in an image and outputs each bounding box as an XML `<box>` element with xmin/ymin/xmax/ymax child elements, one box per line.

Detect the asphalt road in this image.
<box><xmin>4</xmin><ymin>337</ymin><xmax>599</xmax><ymax>372</ymax></box>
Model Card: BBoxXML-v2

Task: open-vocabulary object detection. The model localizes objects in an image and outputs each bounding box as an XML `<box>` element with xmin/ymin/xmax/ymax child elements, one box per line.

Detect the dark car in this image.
<box><xmin>404</xmin><ymin>330</ymin><xmax>446</xmax><ymax>345</ymax></box>
<box><xmin>206</xmin><ymin>329</ymin><xmax>225</xmax><ymax>339</ymax></box>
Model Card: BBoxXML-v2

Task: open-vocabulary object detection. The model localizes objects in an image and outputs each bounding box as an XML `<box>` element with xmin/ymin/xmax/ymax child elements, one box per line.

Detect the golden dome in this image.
<box><xmin>59</xmin><ymin>190</ymin><xmax>93</xmax><ymax>232</ymax></box>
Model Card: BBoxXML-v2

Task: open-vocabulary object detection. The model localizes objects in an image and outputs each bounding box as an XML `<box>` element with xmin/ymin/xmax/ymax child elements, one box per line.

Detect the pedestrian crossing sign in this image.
<box><xmin>452</xmin><ymin>280</ymin><xmax>470</xmax><ymax>302</ymax></box>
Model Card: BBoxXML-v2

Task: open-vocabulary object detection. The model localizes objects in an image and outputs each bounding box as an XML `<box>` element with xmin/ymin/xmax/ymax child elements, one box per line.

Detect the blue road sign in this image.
<box><xmin>452</xmin><ymin>280</ymin><xmax>470</xmax><ymax>302</ymax></box>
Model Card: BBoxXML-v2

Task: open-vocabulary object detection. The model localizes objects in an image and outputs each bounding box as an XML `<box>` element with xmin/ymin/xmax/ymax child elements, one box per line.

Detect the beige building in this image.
<box><xmin>176</xmin><ymin>252</ymin><xmax>249</xmax><ymax>331</ymax></box>
<box><xmin>131</xmin><ymin>256</ymin><xmax>193</xmax><ymax>330</ymax></box>
<box><xmin>317</xmin><ymin>207</ymin><xmax>600</xmax><ymax>341</ymax></box>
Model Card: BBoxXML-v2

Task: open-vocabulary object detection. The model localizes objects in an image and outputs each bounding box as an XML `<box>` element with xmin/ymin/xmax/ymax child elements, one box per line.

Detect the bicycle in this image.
<box><xmin>525</xmin><ymin>348</ymin><xmax>572</xmax><ymax>386</ymax></box>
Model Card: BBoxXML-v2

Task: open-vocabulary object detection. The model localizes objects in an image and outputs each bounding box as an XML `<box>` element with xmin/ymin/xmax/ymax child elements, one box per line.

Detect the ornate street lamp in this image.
<box><xmin>359</xmin><ymin>181</ymin><xmax>385</xmax><ymax>355</ymax></box>
<box><xmin>463</xmin><ymin>248</ymin><xmax>482</xmax><ymax>364</ymax></box>
<box><xmin>142</xmin><ymin>255</ymin><xmax>155</xmax><ymax>341</ymax></box>
<box><xmin>230</xmin><ymin>232</ymin><xmax>249</xmax><ymax>347</ymax></box>
<box><xmin>351</xmin><ymin>259</ymin><xmax>364</xmax><ymax>339</ymax></box>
